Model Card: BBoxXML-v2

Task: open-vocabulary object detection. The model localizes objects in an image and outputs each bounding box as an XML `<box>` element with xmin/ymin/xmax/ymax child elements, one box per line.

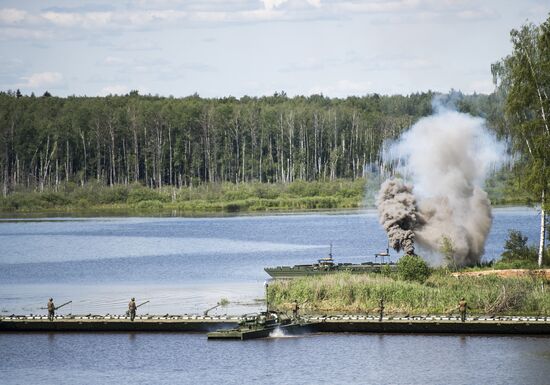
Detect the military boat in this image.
<box><xmin>207</xmin><ymin>311</ymin><xmax>311</xmax><ymax>340</ymax></box>
<box><xmin>264</xmin><ymin>247</ymin><xmax>396</xmax><ymax>279</ymax></box>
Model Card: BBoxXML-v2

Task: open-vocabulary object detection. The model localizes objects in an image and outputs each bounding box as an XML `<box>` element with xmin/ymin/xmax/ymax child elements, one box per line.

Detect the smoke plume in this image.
<box><xmin>376</xmin><ymin>179</ymin><xmax>417</xmax><ymax>255</ymax></box>
<box><xmin>376</xmin><ymin>104</ymin><xmax>505</xmax><ymax>266</ymax></box>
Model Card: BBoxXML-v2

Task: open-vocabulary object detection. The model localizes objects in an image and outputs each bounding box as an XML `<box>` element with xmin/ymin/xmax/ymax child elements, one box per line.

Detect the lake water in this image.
<box><xmin>1</xmin><ymin>333</ymin><xmax>549</xmax><ymax>385</ymax></box>
<box><xmin>0</xmin><ymin>207</ymin><xmax>548</xmax><ymax>385</ymax></box>
<box><xmin>0</xmin><ymin>207</ymin><xmax>543</xmax><ymax>315</ymax></box>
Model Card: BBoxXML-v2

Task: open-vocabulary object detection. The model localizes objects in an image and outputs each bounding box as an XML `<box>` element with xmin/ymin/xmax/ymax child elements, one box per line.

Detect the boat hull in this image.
<box><xmin>264</xmin><ymin>264</ymin><xmax>396</xmax><ymax>279</ymax></box>
<box><xmin>207</xmin><ymin>322</ymin><xmax>313</xmax><ymax>340</ymax></box>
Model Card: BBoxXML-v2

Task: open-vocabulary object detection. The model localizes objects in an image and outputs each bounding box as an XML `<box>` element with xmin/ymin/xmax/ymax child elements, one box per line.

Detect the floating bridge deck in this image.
<box><xmin>1</xmin><ymin>314</ymin><xmax>549</xmax><ymax>335</ymax></box>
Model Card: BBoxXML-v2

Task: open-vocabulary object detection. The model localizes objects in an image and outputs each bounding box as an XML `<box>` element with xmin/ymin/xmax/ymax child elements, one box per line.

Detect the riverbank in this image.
<box><xmin>268</xmin><ymin>272</ymin><xmax>550</xmax><ymax>316</ymax></box>
<box><xmin>0</xmin><ymin>178</ymin><xmax>531</xmax><ymax>214</ymax></box>
<box><xmin>0</xmin><ymin>180</ymin><xmax>364</xmax><ymax>214</ymax></box>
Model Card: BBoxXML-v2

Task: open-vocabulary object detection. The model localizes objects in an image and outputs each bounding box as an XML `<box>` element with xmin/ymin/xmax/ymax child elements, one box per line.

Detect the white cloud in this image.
<box><xmin>41</xmin><ymin>11</ymin><xmax>113</xmax><ymax>28</ymax></box>
<box><xmin>124</xmin><ymin>9</ymin><xmax>188</xmax><ymax>25</ymax></box>
<box><xmin>335</xmin><ymin>0</ymin><xmax>421</xmax><ymax>13</ymax></box>
<box><xmin>307</xmin><ymin>0</ymin><xmax>322</xmax><ymax>7</ymax></box>
<box><xmin>17</xmin><ymin>72</ymin><xmax>63</xmax><ymax>88</ymax></box>
<box><xmin>261</xmin><ymin>0</ymin><xmax>289</xmax><ymax>10</ymax></box>
<box><xmin>39</xmin><ymin>9</ymin><xmax>191</xmax><ymax>29</ymax></box>
<box><xmin>0</xmin><ymin>1</ymin><xmax>504</xmax><ymax>32</ymax></box>
<box><xmin>0</xmin><ymin>8</ymin><xmax>27</xmax><ymax>23</ymax></box>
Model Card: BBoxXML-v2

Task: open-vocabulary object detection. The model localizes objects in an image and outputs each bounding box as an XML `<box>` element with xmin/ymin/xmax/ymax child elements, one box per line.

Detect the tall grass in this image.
<box><xmin>268</xmin><ymin>272</ymin><xmax>550</xmax><ymax>316</ymax></box>
<box><xmin>0</xmin><ymin>179</ymin><xmax>365</xmax><ymax>214</ymax></box>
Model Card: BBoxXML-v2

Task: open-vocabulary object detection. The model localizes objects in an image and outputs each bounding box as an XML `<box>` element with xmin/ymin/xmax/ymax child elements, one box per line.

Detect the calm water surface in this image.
<box><xmin>0</xmin><ymin>333</ymin><xmax>549</xmax><ymax>385</ymax></box>
<box><xmin>0</xmin><ymin>207</ymin><xmax>547</xmax><ymax>384</ymax></box>
<box><xmin>0</xmin><ymin>207</ymin><xmax>542</xmax><ymax>314</ymax></box>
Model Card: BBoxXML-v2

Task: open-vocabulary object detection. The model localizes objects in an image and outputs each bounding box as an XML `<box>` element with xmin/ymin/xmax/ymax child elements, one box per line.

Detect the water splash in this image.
<box><xmin>269</xmin><ymin>327</ymin><xmax>296</xmax><ymax>338</ymax></box>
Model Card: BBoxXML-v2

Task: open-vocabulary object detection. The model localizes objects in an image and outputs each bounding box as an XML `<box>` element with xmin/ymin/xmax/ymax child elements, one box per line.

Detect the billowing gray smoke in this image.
<box><xmin>376</xmin><ymin>179</ymin><xmax>417</xmax><ymax>255</ymax></box>
<box><xmin>376</xmin><ymin>105</ymin><xmax>505</xmax><ymax>266</ymax></box>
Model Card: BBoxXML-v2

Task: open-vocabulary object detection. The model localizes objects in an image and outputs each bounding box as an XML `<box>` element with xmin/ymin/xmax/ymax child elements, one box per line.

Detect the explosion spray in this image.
<box><xmin>376</xmin><ymin>103</ymin><xmax>505</xmax><ymax>266</ymax></box>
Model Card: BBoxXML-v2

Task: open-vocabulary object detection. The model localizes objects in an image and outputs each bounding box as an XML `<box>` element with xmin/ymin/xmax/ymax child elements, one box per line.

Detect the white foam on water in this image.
<box><xmin>269</xmin><ymin>326</ymin><xmax>299</xmax><ymax>338</ymax></box>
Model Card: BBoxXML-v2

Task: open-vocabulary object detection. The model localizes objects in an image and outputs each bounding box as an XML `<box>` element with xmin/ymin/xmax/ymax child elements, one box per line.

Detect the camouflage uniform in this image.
<box><xmin>47</xmin><ymin>299</ymin><xmax>55</xmax><ymax>321</ymax></box>
<box><xmin>459</xmin><ymin>299</ymin><xmax>468</xmax><ymax>322</ymax></box>
<box><xmin>378</xmin><ymin>298</ymin><xmax>385</xmax><ymax>322</ymax></box>
<box><xmin>292</xmin><ymin>300</ymin><xmax>299</xmax><ymax>319</ymax></box>
<box><xmin>128</xmin><ymin>298</ymin><xmax>137</xmax><ymax>321</ymax></box>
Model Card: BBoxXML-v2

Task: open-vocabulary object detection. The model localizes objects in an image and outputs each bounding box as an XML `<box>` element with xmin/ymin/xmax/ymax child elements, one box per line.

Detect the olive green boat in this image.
<box><xmin>207</xmin><ymin>311</ymin><xmax>311</xmax><ymax>340</ymax></box>
<box><xmin>264</xmin><ymin>247</ymin><xmax>396</xmax><ymax>279</ymax></box>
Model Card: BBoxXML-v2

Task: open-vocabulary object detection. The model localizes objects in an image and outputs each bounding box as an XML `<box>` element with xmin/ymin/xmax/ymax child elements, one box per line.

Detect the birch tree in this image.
<box><xmin>492</xmin><ymin>15</ymin><xmax>550</xmax><ymax>266</ymax></box>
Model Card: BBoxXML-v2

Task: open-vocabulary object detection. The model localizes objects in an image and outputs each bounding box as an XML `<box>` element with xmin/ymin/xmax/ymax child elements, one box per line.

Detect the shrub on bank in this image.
<box><xmin>0</xmin><ymin>179</ymin><xmax>365</xmax><ymax>213</ymax></box>
<box><xmin>496</xmin><ymin>229</ymin><xmax>550</xmax><ymax>268</ymax></box>
<box><xmin>127</xmin><ymin>187</ymin><xmax>169</xmax><ymax>204</ymax></box>
<box><xmin>0</xmin><ymin>192</ymin><xmax>42</xmax><ymax>211</ymax></box>
<box><xmin>134</xmin><ymin>199</ymin><xmax>164</xmax><ymax>210</ymax></box>
<box><xmin>397</xmin><ymin>254</ymin><xmax>431</xmax><ymax>283</ymax></box>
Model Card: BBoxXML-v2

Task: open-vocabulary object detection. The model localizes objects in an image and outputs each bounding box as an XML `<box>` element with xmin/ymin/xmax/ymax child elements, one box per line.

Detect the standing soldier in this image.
<box><xmin>47</xmin><ymin>298</ymin><xmax>55</xmax><ymax>321</ymax></box>
<box><xmin>458</xmin><ymin>297</ymin><xmax>468</xmax><ymax>322</ymax></box>
<box><xmin>128</xmin><ymin>298</ymin><xmax>137</xmax><ymax>321</ymax></box>
<box><xmin>292</xmin><ymin>299</ymin><xmax>300</xmax><ymax>320</ymax></box>
<box><xmin>378</xmin><ymin>298</ymin><xmax>385</xmax><ymax>322</ymax></box>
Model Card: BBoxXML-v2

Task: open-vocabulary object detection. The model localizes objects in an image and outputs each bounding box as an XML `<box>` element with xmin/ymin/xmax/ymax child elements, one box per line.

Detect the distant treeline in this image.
<box><xmin>0</xmin><ymin>90</ymin><xmax>504</xmax><ymax>195</ymax></box>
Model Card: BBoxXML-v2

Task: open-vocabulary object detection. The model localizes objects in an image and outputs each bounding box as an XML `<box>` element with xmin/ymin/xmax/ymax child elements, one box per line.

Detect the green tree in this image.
<box><xmin>439</xmin><ymin>235</ymin><xmax>457</xmax><ymax>269</ymax></box>
<box><xmin>397</xmin><ymin>254</ymin><xmax>431</xmax><ymax>283</ymax></box>
<box><xmin>492</xmin><ymin>15</ymin><xmax>550</xmax><ymax>267</ymax></box>
<box><xmin>501</xmin><ymin>230</ymin><xmax>534</xmax><ymax>262</ymax></box>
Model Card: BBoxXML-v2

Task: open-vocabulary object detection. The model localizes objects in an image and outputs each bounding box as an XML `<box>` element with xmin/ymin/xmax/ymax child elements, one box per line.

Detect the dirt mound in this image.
<box><xmin>451</xmin><ymin>269</ymin><xmax>550</xmax><ymax>280</ymax></box>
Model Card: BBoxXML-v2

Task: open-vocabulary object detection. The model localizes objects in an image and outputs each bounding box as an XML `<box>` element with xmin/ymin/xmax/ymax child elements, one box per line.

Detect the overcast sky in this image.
<box><xmin>0</xmin><ymin>0</ymin><xmax>548</xmax><ymax>98</ymax></box>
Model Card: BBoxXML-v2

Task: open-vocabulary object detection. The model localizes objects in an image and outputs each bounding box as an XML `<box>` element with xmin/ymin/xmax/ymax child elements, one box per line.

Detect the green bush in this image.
<box><xmin>97</xmin><ymin>185</ymin><xmax>130</xmax><ymax>204</ymax></box>
<box><xmin>134</xmin><ymin>200</ymin><xmax>164</xmax><ymax>210</ymax></box>
<box><xmin>39</xmin><ymin>192</ymin><xmax>69</xmax><ymax>207</ymax></box>
<box><xmin>127</xmin><ymin>187</ymin><xmax>169</xmax><ymax>204</ymax></box>
<box><xmin>380</xmin><ymin>264</ymin><xmax>394</xmax><ymax>277</ymax></box>
<box><xmin>397</xmin><ymin>254</ymin><xmax>431</xmax><ymax>283</ymax></box>
<box><xmin>494</xmin><ymin>259</ymin><xmax>539</xmax><ymax>269</ymax></box>
<box><xmin>253</xmin><ymin>183</ymin><xmax>280</xmax><ymax>199</ymax></box>
<box><xmin>501</xmin><ymin>230</ymin><xmax>538</xmax><ymax>263</ymax></box>
<box><xmin>287</xmin><ymin>180</ymin><xmax>313</xmax><ymax>196</ymax></box>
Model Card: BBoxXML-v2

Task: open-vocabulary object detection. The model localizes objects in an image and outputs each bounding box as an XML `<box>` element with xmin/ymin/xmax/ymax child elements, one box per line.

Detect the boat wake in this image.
<box><xmin>269</xmin><ymin>327</ymin><xmax>295</xmax><ymax>338</ymax></box>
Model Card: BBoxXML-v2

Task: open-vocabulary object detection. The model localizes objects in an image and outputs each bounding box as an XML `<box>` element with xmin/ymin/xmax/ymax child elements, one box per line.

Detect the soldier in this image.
<box><xmin>378</xmin><ymin>298</ymin><xmax>385</xmax><ymax>322</ymax></box>
<box><xmin>292</xmin><ymin>299</ymin><xmax>300</xmax><ymax>319</ymax></box>
<box><xmin>458</xmin><ymin>297</ymin><xmax>469</xmax><ymax>322</ymax></box>
<box><xmin>128</xmin><ymin>298</ymin><xmax>137</xmax><ymax>321</ymax></box>
<box><xmin>47</xmin><ymin>298</ymin><xmax>55</xmax><ymax>321</ymax></box>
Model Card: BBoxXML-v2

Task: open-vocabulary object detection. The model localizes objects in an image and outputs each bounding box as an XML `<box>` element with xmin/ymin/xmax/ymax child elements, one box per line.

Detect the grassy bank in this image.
<box><xmin>0</xmin><ymin>177</ymin><xmax>532</xmax><ymax>214</ymax></box>
<box><xmin>268</xmin><ymin>272</ymin><xmax>549</xmax><ymax>316</ymax></box>
<box><xmin>0</xmin><ymin>179</ymin><xmax>365</xmax><ymax>214</ymax></box>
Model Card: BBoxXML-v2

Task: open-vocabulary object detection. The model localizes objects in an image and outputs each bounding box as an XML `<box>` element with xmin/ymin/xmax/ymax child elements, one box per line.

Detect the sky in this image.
<box><xmin>0</xmin><ymin>0</ymin><xmax>548</xmax><ymax>98</ymax></box>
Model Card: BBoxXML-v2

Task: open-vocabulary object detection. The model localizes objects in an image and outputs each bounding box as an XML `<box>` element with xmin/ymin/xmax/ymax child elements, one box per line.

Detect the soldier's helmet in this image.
<box><xmin>131</xmin><ymin>297</ymin><xmax>135</xmax><ymax>301</ymax></box>
<box><xmin>49</xmin><ymin>298</ymin><xmax>53</xmax><ymax>301</ymax></box>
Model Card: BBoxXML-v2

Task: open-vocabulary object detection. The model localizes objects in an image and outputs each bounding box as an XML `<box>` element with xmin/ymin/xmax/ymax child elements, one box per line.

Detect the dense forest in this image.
<box><xmin>0</xmin><ymin>90</ymin><xmax>504</xmax><ymax>196</ymax></box>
